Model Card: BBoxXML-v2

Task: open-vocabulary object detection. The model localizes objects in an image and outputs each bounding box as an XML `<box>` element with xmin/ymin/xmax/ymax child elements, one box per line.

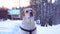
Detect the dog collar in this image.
<box><xmin>20</xmin><ymin>26</ymin><xmax>36</xmax><ymax>34</ymax></box>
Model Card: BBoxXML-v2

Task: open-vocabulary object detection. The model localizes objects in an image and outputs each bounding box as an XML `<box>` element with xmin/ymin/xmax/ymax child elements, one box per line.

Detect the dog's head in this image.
<box><xmin>21</xmin><ymin>8</ymin><xmax>36</xmax><ymax>18</ymax></box>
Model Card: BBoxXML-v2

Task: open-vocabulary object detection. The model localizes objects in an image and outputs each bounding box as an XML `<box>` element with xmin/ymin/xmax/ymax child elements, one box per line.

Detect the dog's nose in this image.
<box><xmin>30</xmin><ymin>12</ymin><xmax>33</xmax><ymax>17</ymax></box>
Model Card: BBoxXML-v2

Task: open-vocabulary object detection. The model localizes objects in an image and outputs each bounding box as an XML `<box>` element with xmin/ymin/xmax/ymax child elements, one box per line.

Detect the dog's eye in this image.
<box><xmin>26</xmin><ymin>11</ymin><xmax>28</xmax><ymax>13</ymax></box>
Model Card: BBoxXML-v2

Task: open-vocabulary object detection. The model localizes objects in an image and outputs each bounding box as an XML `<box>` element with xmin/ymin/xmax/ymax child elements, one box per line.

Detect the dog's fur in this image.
<box><xmin>19</xmin><ymin>8</ymin><xmax>36</xmax><ymax>34</ymax></box>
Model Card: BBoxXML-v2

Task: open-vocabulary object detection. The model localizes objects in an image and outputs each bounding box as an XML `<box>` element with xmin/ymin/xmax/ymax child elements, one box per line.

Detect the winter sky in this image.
<box><xmin>0</xmin><ymin>0</ymin><xmax>55</xmax><ymax>9</ymax></box>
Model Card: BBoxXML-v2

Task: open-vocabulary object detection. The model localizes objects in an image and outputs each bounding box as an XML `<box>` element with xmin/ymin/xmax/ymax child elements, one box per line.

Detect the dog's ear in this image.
<box><xmin>32</xmin><ymin>9</ymin><xmax>36</xmax><ymax>16</ymax></box>
<box><xmin>21</xmin><ymin>10</ymin><xmax>25</xmax><ymax>17</ymax></box>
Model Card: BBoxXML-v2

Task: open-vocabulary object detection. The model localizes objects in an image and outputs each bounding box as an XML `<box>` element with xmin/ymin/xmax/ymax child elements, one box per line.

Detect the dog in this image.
<box><xmin>19</xmin><ymin>8</ymin><xmax>36</xmax><ymax>34</ymax></box>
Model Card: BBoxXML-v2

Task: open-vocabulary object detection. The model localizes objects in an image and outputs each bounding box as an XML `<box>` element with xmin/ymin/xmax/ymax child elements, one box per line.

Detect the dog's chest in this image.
<box><xmin>22</xmin><ymin>17</ymin><xmax>35</xmax><ymax>30</ymax></box>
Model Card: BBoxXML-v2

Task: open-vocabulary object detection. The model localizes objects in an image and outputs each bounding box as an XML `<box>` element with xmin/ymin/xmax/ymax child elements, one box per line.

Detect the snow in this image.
<box><xmin>36</xmin><ymin>24</ymin><xmax>60</xmax><ymax>34</ymax></box>
<box><xmin>0</xmin><ymin>19</ymin><xmax>21</xmax><ymax>34</ymax></box>
<box><xmin>0</xmin><ymin>19</ymin><xmax>60</xmax><ymax>34</ymax></box>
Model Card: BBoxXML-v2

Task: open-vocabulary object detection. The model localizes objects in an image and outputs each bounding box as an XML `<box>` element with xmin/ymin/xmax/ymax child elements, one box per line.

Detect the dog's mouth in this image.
<box><xmin>30</xmin><ymin>12</ymin><xmax>33</xmax><ymax>17</ymax></box>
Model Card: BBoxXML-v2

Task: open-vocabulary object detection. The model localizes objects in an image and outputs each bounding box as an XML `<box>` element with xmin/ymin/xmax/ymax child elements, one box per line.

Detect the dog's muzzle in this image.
<box><xmin>30</xmin><ymin>12</ymin><xmax>33</xmax><ymax>17</ymax></box>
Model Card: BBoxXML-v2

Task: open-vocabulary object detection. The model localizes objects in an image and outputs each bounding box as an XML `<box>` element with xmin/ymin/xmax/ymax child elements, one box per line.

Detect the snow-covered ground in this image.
<box><xmin>0</xmin><ymin>19</ymin><xmax>21</xmax><ymax>34</ymax></box>
<box><xmin>0</xmin><ymin>19</ymin><xmax>60</xmax><ymax>34</ymax></box>
<box><xmin>36</xmin><ymin>24</ymin><xmax>60</xmax><ymax>34</ymax></box>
